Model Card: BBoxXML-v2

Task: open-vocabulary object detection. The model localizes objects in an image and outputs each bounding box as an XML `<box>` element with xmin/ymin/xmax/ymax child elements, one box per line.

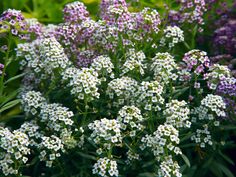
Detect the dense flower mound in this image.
<box><xmin>0</xmin><ymin>0</ymin><xmax>235</xmax><ymax>177</ymax></box>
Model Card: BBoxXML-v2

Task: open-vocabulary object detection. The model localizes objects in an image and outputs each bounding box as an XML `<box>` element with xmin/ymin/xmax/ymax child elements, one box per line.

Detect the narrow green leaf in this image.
<box><xmin>0</xmin><ymin>99</ymin><xmax>20</xmax><ymax>113</ymax></box>
<box><xmin>218</xmin><ymin>164</ymin><xmax>235</xmax><ymax>177</ymax></box>
<box><xmin>138</xmin><ymin>172</ymin><xmax>156</xmax><ymax>177</ymax></box>
<box><xmin>0</xmin><ymin>89</ymin><xmax>19</xmax><ymax>107</ymax></box>
<box><xmin>181</xmin><ymin>154</ymin><xmax>191</xmax><ymax>167</ymax></box>
<box><xmin>76</xmin><ymin>152</ymin><xmax>96</xmax><ymax>160</ymax></box>
<box><xmin>219</xmin><ymin>151</ymin><xmax>235</xmax><ymax>165</ymax></box>
<box><xmin>4</xmin><ymin>73</ymin><xmax>25</xmax><ymax>85</ymax></box>
<box><xmin>142</xmin><ymin>160</ymin><xmax>155</xmax><ymax>168</ymax></box>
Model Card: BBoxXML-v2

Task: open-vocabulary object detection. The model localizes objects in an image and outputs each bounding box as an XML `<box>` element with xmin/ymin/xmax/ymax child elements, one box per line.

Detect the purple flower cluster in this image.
<box><xmin>213</xmin><ymin>19</ymin><xmax>236</xmax><ymax>56</ymax></box>
<box><xmin>63</xmin><ymin>1</ymin><xmax>90</xmax><ymax>23</ymax></box>
<box><xmin>0</xmin><ymin>9</ymin><xmax>28</xmax><ymax>39</ymax></box>
<box><xmin>168</xmin><ymin>0</ymin><xmax>207</xmax><ymax>32</ymax></box>
<box><xmin>26</xmin><ymin>18</ymin><xmax>43</xmax><ymax>38</ymax></box>
<box><xmin>102</xmin><ymin>3</ymin><xmax>134</xmax><ymax>32</ymax></box>
<box><xmin>50</xmin><ymin>1</ymin><xmax>162</xmax><ymax>67</ymax></box>
<box><xmin>182</xmin><ymin>50</ymin><xmax>210</xmax><ymax>74</ymax></box>
<box><xmin>100</xmin><ymin>0</ymin><xmax>127</xmax><ymax>19</ymax></box>
<box><xmin>0</xmin><ymin>63</ymin><xmax>4</xmax><ymax>75</ymax></box>
<box><xmin>136</xmin><ymin>7</ymin><xmax>161</xmax><ymax>34</ymax></box>
<box><xmin>217</xmin><ymin>77</ymin><xmax>236</xmax><ymax>97</ymax></box>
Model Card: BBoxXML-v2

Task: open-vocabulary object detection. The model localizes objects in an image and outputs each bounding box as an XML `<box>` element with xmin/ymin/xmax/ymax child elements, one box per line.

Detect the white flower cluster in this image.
<box><xmin>21</xmin><ymin>91</ymin><xmax>46</xmax><ymax>115</ymax></box>
<box><xmin>194</xmin><ymin>94</ymin><xmax>226</xmax><ymax>119</ymax></box>
<box><xmin>121</xmin><ymin>48</ymin><xmax>146</xmax><ymax>75</ymax></box>
<box><xmin>17</xmin><ymin>39</ymin><xmax>42</xmax><ymax>72</ymax></box>
<box><xmin>88</xmin><ymin>118</ymin><xmax>122</xmax><ymax>150</ymax></box>
<box><xmin>62</xmin><ymin>67</ymin><xmax>101</xmax><ymax>101</ymax></box>
<box><xmin>39</xmin><ymin>37</ymin><xmax>71</xmax><ymax>74</ymax></box>
<box><xmin>117</xmin><ymin>105</ymin><xmax>144</xmax><ymax>137</ymax></box>
<box><xmin>20</xmin><ymin>91</ymin><xmax>80</xmax><ymax>168</ymax></box>
<box><xmin>39</xmin><ymin>135</ymin><xmax>65</xmax><ymax>167</ymax></box>
<box><xmin>90</xmin><ymin>22</ymin><xmax>118</xmax><ymax>50</ymax></box>
<box><xmin>126</xmin><ymin>150</ymin><xmax>140</xmax><ymax>164</ymax></box>
<box><xmin>19</xmin><ymin>120</ymin><xmax>42</xmax><ymax>146</ymax></box>
<box><xmin>141</xmin><ymin>124</ymin><xmax>181</xmax><ymax>160</ymax></box>
<box><xmin>0</xmin><ymin>127</ymin><xmax>30</xmax><ymax>176</ymax></box>
<box><xmin>91</xmin><ymin>55</ymin><xmax>114</xmax><ymax>79</ymax></box>
<box><xmin>164</xmin><ymin>100</ymin><xmax>191</xmax><ymax>128</ymax></box>
<box><xmin>62</xmin><ymin>67</ymin><xmax>80</xmax><ymax>80</ymax></box>
<box><xmin>160</xmin><ymin>26</ymin><xmax>184</xmax><ymax>48</ymax></box>
<box><xmin>137</xmin><ymin>81</ymin><xmax>164</xmax><ymax>111</ymax></box>
<box><xmin>191</xmin><ymin>125</ymin><xmax>213</xmax><ymax>148</ymax></box>
<box><xmin>107</xmin><ymin>76</ymin><xmax>138</xmax><ymax>106</ymax></box>
<box><xmin>92</xmin><ymin>157</ymin><xmax>119</xmax><ymax>177</ymax></box>
<box><xmin>204</xmin><ymin>64</ymin><xmax>231</xmax><ymax>90</ymax></box>
<box><xmin>151</xmin><ymin>52</ymin><xmax>178</xmax><ymax>84</ymax></box>
<box><xmin>60</xmin><ymin>128</ymin><xmax>78</xmax><ymax>149</ymax></box>
<box><xmin>158</xmin><ymin>155</ymin><xmax>182</xmax><ymax>177</ymax></box>
<box><xmin>40</xmin><ymin>103</ymin><xmax>74</xmax><ymax>131</ymax></box>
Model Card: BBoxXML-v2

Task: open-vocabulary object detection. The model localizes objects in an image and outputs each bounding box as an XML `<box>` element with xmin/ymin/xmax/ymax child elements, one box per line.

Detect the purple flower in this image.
<box><xmin>217</xmin><ymin>77</ymin><xmax>236</xmax><ymax>97</ymax></box>
<box><xmin>182</xmin><ymin>50</ymin><xmax>210</xmax><ymax>74</ymax></box>
<box><xmin>0</xmin><ymin>9</ymin><xmax>28</xmax><ymax>38</ymax></box>
<box><xmin>63</xmin><ymin>1</ymin><xmax>90</xmax><ymax>23</ymax></box>
<box><xmin>0</xmin><ymin>63</ymin><xmax>4</xmax><ymax>75</ymax></box>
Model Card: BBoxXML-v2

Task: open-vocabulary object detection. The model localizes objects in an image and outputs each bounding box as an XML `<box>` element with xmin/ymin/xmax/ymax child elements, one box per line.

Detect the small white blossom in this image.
<box><xmin>63</xmin><ymin>67</ymin><xmax>101</xmax><ymax>101</ymax></box>
<box><xmin>158</xmin><ymin>155</ymin><xmax>182</xmax><ymax>177</ymax></box>
<box><xmin>117</xmin><ymin>105</ymin><xmax>145</xmax><ymax>136</ymax></box>
<box><xmin>92</xmin><ymin>157</ymin><xmax>119</xmax><ymax>177</ymax></box>
<box><xmin>141</xmin><ymin>124</ymin><xmax>181</xmax><ymax>159</ymax></box>
<box><xmin>160</xmin><ymin>26</ymin><xmax>184</xmax><ymax>48</ymax></box>
<box><xmin>151</xmin><ymin>52</ymin><xmax>178</xmax><ymax>83</ymax></box>
<box><xmin>0</xmin><ymin>128</ymin><xmax>30</xmax><ymax>176</ymax></box>
<box><xmin>88</xmin><ymin>118</ymin><xmax>122</xmax><ymax>150</ymax></box>
<box><xmin>136</xmin><ymin>81</ymin><xmax>164</xmax><ymax>111</ymax></box>
<box><xmin>164</xmin><ymin>100</ymin><xmax>191</xmax><ymax>128</ymax></box>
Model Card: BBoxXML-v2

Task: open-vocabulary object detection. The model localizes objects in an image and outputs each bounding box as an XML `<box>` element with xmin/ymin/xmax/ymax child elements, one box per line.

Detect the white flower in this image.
<box><xmin>0</xmin><ymin>128</ymin><xmax>30</xmax><ymax>176</ymax></box>
<box><xmin>160</xmin><ymin>26</ymin><xmax>184</xmax><ymax>48</ymax></box>
<box><xmin>193</xmin><ymin>94</ymin><xmax>226</xmax><ymax>119</ymax></box>
<box><xmin>164</xmin><ymin>100</ymin><xmax>191</xmax><ymax>128</ymax></box>
<box><xmin>117</xmin><ymin>105</ymin><xmax>144</xmax><ymax>136</ymax></box>
<box><xmin>21</xmin><ymin>91</ymin><xmax>46</xmax><ymax>115</ymax></box>
<box><xmin>141</xmin><ymin>124</ymin><xmax>181</xmax><ymax>158</ymax></box>
<box><xmin>107</xmin><ymin>76</ymin><xmax>138</xmax><ymax>106</ymax></box>
<box><xmin>88</xmin><ymin>118</ymin><xmax>122</xmax><ymax>150</ymax></box>
<box><xmin>92</xmin><ymin>157</ymin><xmax>119</xmax><ymax>177</ymax></box>
<box><xmin>136</xmin><ymin>81</ymin><xmax>164</xmax><ymax>111</ymax></box>
<box><xmin>191</xmin><ymin>124</ymin><xmax>213</xmax><ymax>148</ymax></box>
<box><xmin>204</xmin><ymin>64</ymin><xmax>231</xmax><ymax>90</ymax></box>
<box><xmin>63</xmin><ymin>67</ymin><xmax>101</xmax><ymax>101</ymax></box>
<box><xmin>158</xmin><ymin>155</ymin><xmax>182</xmax><ymax>177</ymax></box>
<box><xmin>91</xmin><ymin>55</ymin><xmax>114</xmax><ymax>79</ymax></box>
<box><xmin>151</xmin><ymin>52</ymin><xmax>178</xmax><ymax>83</ymax></box>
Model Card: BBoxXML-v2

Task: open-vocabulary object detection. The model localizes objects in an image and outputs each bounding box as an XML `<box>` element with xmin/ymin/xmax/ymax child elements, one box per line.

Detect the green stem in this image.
<box><xmin>0</xmin><ymin>33</ymin><xmax>12</xmax><ymax>96</ymax></box>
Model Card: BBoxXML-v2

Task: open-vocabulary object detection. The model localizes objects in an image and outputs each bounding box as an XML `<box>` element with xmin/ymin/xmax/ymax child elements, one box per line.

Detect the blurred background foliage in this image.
<box><xmin>0</xmin><ymin>0</ymin><xmax>173</xmax><ymax>23</ymax></box>
<box><xmin>0</xmin><ymin>0</ymin><xmax>100</xmax><ymax>23</ymax></box>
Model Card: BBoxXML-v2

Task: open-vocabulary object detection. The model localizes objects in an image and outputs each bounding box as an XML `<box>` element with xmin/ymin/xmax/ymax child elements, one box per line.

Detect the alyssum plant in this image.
<box><xmin>0</xmin><ymin>0</ymin><xmax>235</xmax><ymax>176</ymax></box>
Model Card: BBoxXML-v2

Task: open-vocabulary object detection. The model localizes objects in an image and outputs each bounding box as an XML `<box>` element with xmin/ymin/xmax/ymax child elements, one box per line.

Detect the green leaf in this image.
<box><xmin>219</xmin><ymin>151</ymin><xmax>235</xmax><ymax>165</ymax></box>
<box><xmin>181</xmin><ymin>154</ymin><xmax>191</xmax><ymax>167</ymax></box>
<box><xmin>4</xmin><ymin>73</ymin><xmax>25</xmax><ymax>85</ymax></box>
<box><xmin>76</xmin><ymin>152</ymin><xmax>96</xmax><ymax>161</ymax></box>
<box><xmin>138</xmin><ymin>172</ymin><xmax>156</xmax><ymax>177</ymax></box>
<box><xmin>218</xmin><ymin>164</ymin><xmax>235</xmax><ymax>177</ymax></box>
<box><xmin>0</xmin><ymin>99</ymin><xmax>20</xmax><ymax>113</ymax></box>
<box><xmin>141</xmin><ymin>160</ymin><xmax>155</xmax><ymax>168</ymax></box>
<box><xmin>173</xmin><ymin>87</ymin><xmax>189</xmax><ymax>98</ymax></box>
<box><xmin>0</xmin><ymin>89</ymin><xmax>19</xmax><ymax>107</ymax></box>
